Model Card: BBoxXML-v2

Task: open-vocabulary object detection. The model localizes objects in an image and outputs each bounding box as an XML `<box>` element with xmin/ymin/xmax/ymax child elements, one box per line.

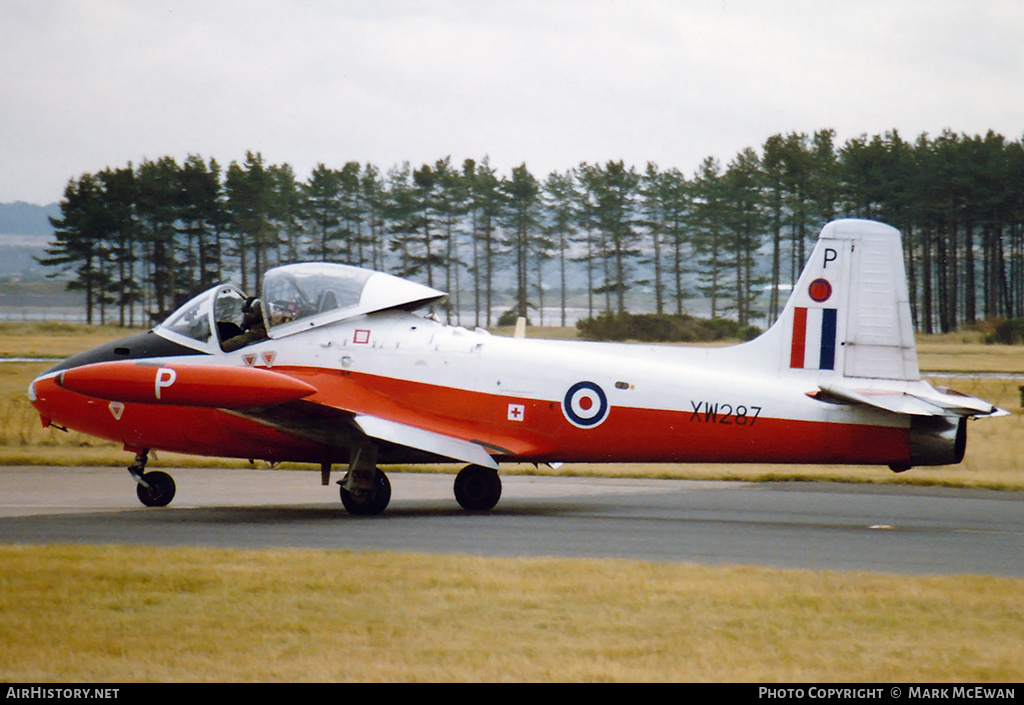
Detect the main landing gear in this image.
<box><xmin>128</xmin><ymin>450</ymin><xmax>176</xmax><ymax>508</ymax></box>
<box><xmin>336</xmin><ymin>443</ymin><xmax>392</xmax><ymax>515</ymax></box>
<box><xmin>454</xmin><ymin>464</ymin><xmax>502</xmax><ymax>511</ymax></box>
<box><xmin>339</xmin><ymin>468</ymin><xmax>392</xmax><ymax>515</ymax></box>
<box><xmin>333</xmin><ymin>461</ymin><xmax>503</xmax><ymax>516</ymax></box>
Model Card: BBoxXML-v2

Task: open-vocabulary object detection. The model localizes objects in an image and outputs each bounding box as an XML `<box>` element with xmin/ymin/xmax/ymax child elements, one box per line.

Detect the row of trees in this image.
<box><xmin>43</xmin><ymin>128</ymin><xmax>1024</xmax><ymax>333</ymax></box>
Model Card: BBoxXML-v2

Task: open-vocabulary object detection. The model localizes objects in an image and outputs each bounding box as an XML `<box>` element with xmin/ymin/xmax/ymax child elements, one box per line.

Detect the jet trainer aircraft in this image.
<box><xmin>28</xmin><ymin>219</ymin><xmax>1005</xmax><ymax>514</ymax></box>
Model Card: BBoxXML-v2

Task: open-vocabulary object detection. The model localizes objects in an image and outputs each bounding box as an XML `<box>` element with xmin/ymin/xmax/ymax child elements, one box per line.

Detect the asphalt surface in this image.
<box><xmin>1</xmin><ymin>466</ymin><xmax>1021</xmax><ymax>577</ymax></box>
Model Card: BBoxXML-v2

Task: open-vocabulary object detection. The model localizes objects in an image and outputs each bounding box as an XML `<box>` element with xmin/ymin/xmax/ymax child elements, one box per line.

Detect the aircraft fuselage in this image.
<box><xmin>31</xmin><ymin>310</ymin><xmax>912</xmax><ymax>468</ymax></box>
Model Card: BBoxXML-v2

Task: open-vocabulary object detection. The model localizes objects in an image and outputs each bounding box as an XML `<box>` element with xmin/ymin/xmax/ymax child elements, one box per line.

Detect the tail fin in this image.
<box><xmin>736</xmin><ymin>219</ymin><xmax>1004</xmax><ymax>426</ymax></box>
<box><xmin>771</xmin><ymin>219</ymin><xmax>919</xmax><ymax>381</ymax></box>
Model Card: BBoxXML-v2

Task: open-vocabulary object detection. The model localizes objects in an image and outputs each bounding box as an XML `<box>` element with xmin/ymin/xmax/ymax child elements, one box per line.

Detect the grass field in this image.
<box><xmin>2</xmin><ymin>545</ymin><xmax>1022</xmax><ymax>682</ymax></box>
<box><xmin>1</xmin><ymin>322</ymin><xmax>1022</xmax><ymax>682</ymax></box>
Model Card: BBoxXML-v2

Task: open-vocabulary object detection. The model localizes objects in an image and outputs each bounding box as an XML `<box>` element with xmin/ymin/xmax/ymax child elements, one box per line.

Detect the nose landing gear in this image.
<box><xmin>128</xmin><ymin>450</ymin><xmax>176</xmax><ymax>507</ymax></box>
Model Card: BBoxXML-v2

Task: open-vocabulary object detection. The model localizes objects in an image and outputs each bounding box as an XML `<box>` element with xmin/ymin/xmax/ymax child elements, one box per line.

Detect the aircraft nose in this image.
<box><xmin>27</xmin><ymin>372</ymin><xmax>58</xmax><ymax>428</ymax></box>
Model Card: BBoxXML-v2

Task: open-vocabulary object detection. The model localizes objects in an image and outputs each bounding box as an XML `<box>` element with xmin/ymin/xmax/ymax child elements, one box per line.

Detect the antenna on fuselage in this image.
<box><xmin>514</xmin><ymin>317</ymin><xmax>527</xmax><ymax>339</ymax></box>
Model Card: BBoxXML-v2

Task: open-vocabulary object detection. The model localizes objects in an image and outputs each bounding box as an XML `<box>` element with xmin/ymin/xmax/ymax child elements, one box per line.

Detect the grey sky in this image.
<box><xmin>2</xmin><ymin>0</ymin><xmax>1022</xmax><ymax>204</ymax></box>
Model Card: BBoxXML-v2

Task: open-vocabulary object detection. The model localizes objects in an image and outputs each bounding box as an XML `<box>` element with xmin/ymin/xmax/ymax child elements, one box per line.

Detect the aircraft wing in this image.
<box><xmin>227</xmin><ymin>400</ymin><xmax>503</xmax><ymax>468</ymax></box>
<box><xmin>353</xmin><ymin>414</ymin><xmax>498</xmax><ymax>469</ymax></box>
<box><xmin>811</xmin><ymin>383</ymin><xmax>1007</xmax><ymax>418</ymax></box>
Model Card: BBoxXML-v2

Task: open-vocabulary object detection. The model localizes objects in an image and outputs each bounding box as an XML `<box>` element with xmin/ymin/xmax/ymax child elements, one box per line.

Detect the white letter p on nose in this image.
<box><xmin>155</xmin><ymin>367</ymin><xmax>177</xmax><ymax>400</ymax></box>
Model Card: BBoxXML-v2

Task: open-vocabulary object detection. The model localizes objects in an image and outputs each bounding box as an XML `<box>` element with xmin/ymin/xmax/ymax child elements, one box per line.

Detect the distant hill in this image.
<box><xmin>0</xmin><ymin>202</ymin><xmax>60</xmax><ymax>281</ymax></box>
<box><xmin>0</xmin><ymin>201</ymin><xmax>59</xmax><ymax>237</ymax></box>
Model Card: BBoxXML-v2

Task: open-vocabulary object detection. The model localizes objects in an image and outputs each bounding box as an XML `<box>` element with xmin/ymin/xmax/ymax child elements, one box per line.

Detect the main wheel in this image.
<box><xmin>340</xmin><ymin>469</ymin><xmax>391</xmax><ymax>515</ymax></box>
<box><xmin>454</xmin><ymin>465</ymin><xmax>502</xmax><ymax>511</ymax></box>
<box><xmin>136</xmin><ymin>471</ymin><xmax>176</xmax><ymax>507</ymax></box>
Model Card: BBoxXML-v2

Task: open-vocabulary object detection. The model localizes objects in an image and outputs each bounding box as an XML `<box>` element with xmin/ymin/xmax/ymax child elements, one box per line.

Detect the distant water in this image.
<box><xmin>0</xmin><ymin>310</ymin><xmax>89</xmax><ymax>322</ymax></box>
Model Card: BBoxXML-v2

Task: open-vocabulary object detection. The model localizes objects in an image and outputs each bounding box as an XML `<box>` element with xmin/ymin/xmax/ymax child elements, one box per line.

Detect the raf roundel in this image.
<box><xmin>563</xmin><ymin>381</ymin><xmax>610</xmax><ymax>428</ymax></box>
<box><xmin>808</xmin><ymin>278</ymin><xmax>833</xmax><ymax>303</ymax></box>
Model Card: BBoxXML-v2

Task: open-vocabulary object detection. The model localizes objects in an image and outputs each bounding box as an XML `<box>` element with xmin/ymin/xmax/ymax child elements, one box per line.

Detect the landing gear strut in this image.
<box><xmin>128</xmin><ymin>450</ymin><xmax>176</xmax><ymax>507</ymax></box>
<box><xmin>337</xmin><ymin>443</ymin><xmax>391</xmax><ymax>515</ymax></box>
<box><xmin>454</xmin><ymin>465</ymin><xmax>502</xmax><ymax>511</ymax></box>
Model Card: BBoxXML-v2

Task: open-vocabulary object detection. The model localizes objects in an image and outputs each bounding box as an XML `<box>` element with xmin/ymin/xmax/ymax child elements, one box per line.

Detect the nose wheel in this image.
<box><xmin>136</xmin><ymin>471</ymin><xmax>176</xmax><ymax>507</ymax></box>
<box><xmin>128</xmin><ymin>450</ymin><xmax>176</xmax><ymax>507</ymax></box>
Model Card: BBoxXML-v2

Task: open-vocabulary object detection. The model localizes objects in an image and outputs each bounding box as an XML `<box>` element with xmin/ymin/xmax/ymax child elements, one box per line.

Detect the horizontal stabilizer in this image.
<box><xmin>354</xmin><ymin>414</ymin><xmax>498</xmax><ymax>469</ymax></box>
<box><xmin>57</xmin><ymin>361</ymin><xmax>317</xmax><ymax>408</ymax></box>
<box><xmin>811</xmin><ymin>383</ymin><xmax>1006</xmax><ymax>418</ymax></box>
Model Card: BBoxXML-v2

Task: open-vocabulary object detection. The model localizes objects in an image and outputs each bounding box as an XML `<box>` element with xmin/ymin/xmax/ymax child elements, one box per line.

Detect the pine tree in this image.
<box><xmin>96</xmin><ymin>165</ymin><xmax>140</xmax><ymax>326</ymax></box>
<box><xmin>578</xmin><ymin>161</ymin><xmax>641</xmax><ymax>314</ymax></box>
<box><xmin>542</xmin><ymin>169</ymin><xmax>580</xmax><ymax>326</ymax></box>
<box><xmin>135</xmin><ymin>156</ymin><xmax>182</xmax><ymax>321</ymax></box>
<box><xmin>39</xmin><ymin>174</ymin><xmax>109</xmax><ymax>324</ymax></box>
<box><xmin>503</xmin><ymin>164</ymin><xmax>541</xmax><ymax>321</ymax></box>
<box><xmin>303</xmin><ymin>163</ymin><xmax>343</xmax><ymax>263</ymax></box>
<box><xmin>691</xmin><ymin>157</ymin><xmax>727</xmax><ymax>319</ymax></box>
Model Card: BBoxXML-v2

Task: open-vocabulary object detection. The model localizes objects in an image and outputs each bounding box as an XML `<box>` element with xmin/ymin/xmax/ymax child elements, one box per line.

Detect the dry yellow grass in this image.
<box><xmin>1</xmin><ymin>544</ymin><xmax>1021</xmax><ymax>683</ymax></box>
<box><xmin>0</xmin><ymin>321</ymin><xmax>142</xmax><ymax>359</ymax></box>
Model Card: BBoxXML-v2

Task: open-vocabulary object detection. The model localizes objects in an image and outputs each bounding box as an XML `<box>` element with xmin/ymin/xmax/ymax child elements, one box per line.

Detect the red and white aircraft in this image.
<box><xmin>28</xmin><ymin>219</ymin><xmax>1005</xmax><ymax>514</ymax></box>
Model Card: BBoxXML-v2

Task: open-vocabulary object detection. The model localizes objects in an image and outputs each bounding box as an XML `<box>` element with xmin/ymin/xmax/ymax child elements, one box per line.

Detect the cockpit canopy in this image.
<box><xmin>157</xmin><ymin>263</ymin><xmax>446</xmax><ymax>352</ymax></box>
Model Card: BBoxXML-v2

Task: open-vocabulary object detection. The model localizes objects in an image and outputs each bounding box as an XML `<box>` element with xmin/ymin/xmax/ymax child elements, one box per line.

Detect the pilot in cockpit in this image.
<box><xmin>222</xmin><ymin>297</ymin><xmax>268</xmax><ymax>352</ymax></box>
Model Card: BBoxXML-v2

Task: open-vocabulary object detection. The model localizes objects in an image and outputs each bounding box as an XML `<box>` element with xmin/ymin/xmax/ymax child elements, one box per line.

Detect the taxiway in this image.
<box><xmin>1</xmin><ymin>466</ymin><xmax>1021</xmax><ymax>577</ymax></box>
